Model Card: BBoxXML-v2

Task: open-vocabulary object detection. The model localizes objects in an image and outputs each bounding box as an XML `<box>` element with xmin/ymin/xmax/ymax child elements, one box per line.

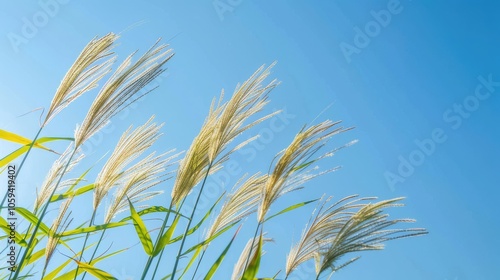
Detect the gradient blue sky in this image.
<box><xmin>1</xmin><ymin>1</ymin><xmax>499</xmax><ymax>279</ymax></box>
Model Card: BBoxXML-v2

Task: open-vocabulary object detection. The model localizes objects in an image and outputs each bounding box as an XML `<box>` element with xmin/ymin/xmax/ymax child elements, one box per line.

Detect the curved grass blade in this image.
<box><xmin>50</xmin><ymin>184</ymin><xmax>94</xmax><ymax>203</ymax></box>
<box><xmin>0</xmin><ymin>129</ymin><xmax>54</xmax><ymax>150</ymax></box>
<box><xmin>58</xmin><ymin>221</ymin><xmax>127</xmax><ymax>237</ymax></box>
<box><xmin>264</xmin><ymin>199</ymin><xmax>318</xmax><ymax>222</ymax></box>
<box><xmin>26</xmin><ymin>247</ymin><xmax>45</xmax><ymax>265</ymax></box>
<box><xmin>119</xmin><ymin>206</ymin><xmax>189</xmax><ymax>222</ymax></box>
<box><xmin>16</xmin><ymin>207</ymin><xmax>51</xmax><ymax>234</ymax></box>
<box><xmin>181</xmin><ymin>221</ymin><xmax>238</xmax><ymax>256</ymax></box>
<box><xmin>178</xmin><ymin>247</ymin><xmax>201</xmax><ymax>279</ymax></box>
<box><xmin>0</xmin><ymin>136</ymin><xmax>74</xmax><ymax>169</ymax></box>
<box><xmin>128</xmin><ymin>197</ymin><xmax>154</xmax><ymax>255</ymax></box>
<box><xmin>47</xmin><ymin>248</ymin><xmax>126</xmax><ymax>279</ymax></box>
<box><xmin>241</xmin><ymin>232</ymin><xmax>263</xmax><ymax>280</ymax></box>
<box><xmin>74</xmin><ymin>261</ymin><xmax>117</xmax><ymax>280</ymax></box>
<box><xmin>0</xmin><ymin>216</ymin><xmax>27</xmax><ymax>246</ymax></box>
<box><xmin>43</xmin><ymin>258</ymin><xmax>72</xmax><ymax>280</ymax></box>
<box><xmin>153</xmin><ymin>215</ymin><xmax>180</xmax><ymax>256</ymax></box>
<box><xmin>204</xmin><ymin>226</ymin><xmax>241</xmax><ymax>280</ymax></box>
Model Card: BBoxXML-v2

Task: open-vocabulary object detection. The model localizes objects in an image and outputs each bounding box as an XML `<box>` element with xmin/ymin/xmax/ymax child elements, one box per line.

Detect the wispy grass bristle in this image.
<box><xmin>205</xmin><ymin>173</ymin><xmax>266</xmax><ymax>241</ymax></box>
<box><xmin>104</xmin><ymin>150</ymin><xmax>178</xmax><ymax>223</ymax></box>
<box><xmin>34</xmin><ymin>146</ymin><xmax>84</xmax><ymax>212</ymax></box>
<box><xmin>75</xmin><ymin>40</ymin><xmax>173</xmax><ymax>147</ymax></box>
<box><xmin>44</xmin><ymin>33</ymin><xmax>118</xmax><ymax>127</ymax></box>
<box><xmin>258</xmin><ymin>120</ymin><xmax>349</xmax><ymax>222</ymax></box>
<box><xmin>171</xmin><ymin>63</ymin><xmax>279</xmax><ymax>205</ymax></box>
<box><xmin>93</xmin><ymin>116</ymin><xmax>163</xmax><ymax>210</ymax></box>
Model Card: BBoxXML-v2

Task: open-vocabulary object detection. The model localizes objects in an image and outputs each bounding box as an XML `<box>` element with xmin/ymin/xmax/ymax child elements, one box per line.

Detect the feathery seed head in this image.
<box><xmin>171</xmin><ymin>64</ymin><xmax>279</xmax><ymax>205</ymax></box>
<box><xmin>74</xmin><ymin>39</ymin><xmax>173</xmax><ymax>147</ymax></box>
<box><xmin>258</xmin><ymin>120</ymin><xmax>350</xmax><ymax>222</ymax></box>
<box><xmin>205</xmin><ymin>173</ymin><xmax>266</xmax><ymax>241</ymax></box>
<box><xmin>93</xmin><ymin>116</ymin><xmax>163</xmax><ymax>210</ymax></box>
<box><xmin>43</xmin><ymin>33</ymin><xmax>118</xmax><ymax>127</ymax></box>
<box><xmin>45</xmin><ymin>196</ymin><xmax>73</xmax><ymax>268</ymax></box>
<box><xmin>35</xmin><ymin>146</ymin><xmax>84</xmax><ymax>212</ymax></box>
<box><xmin>104</xmin><ymin>150</ymin><xmax>178</xmax><ymax>223</ymax></box>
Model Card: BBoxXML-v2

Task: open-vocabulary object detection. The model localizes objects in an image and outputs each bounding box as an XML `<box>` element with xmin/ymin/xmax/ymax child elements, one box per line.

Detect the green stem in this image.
<box><xmin>140</xmin><ymin>201</ymin><xmax>174</xmax><ymax>280</ymax></box>
<box><xmin>81</xmin><ymin>227</ymin><xmax>107</xmax><ymax>280</ymax></box>
<box><xmin>11</xmin><ymin>148</ymin><xmax>77</xmax><ymax>280</ymax></box>
<box><xmin>190</xmin><ymin>248</ymin><xmax>207</xmax><ymax>280</ymax></box>
<box><xmin>150</xmin><ymin>198</ymin><xmax>187</xmax><ymax>280</ymax></box>
<box><xmin>76</xmin><ymin>209</ymin><xmax>97</xmax><ymax>279</ymax></box>
<box><xmin>242</xmin><ymin>221</ymin><xmax>261</xmax><ymax>273</ymax></box>
<box><xmin>0</xmin><ymin>127</ymin><xmax>43</xmax><ymax>211</ymax></box>
<box><xmin>169</xmin><ymin>164</ymin><xmax>212</xmax><ymax>280</ymax></box>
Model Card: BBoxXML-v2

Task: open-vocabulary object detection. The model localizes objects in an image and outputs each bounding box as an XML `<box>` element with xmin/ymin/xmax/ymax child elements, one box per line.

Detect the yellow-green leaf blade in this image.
<box><xmin>128</xmin><ymin>198</ymin><xmax>153</xmax><ymax>255</ymax></box>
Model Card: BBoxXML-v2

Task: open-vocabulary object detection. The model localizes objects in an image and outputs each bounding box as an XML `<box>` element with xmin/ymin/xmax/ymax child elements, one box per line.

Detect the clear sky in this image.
<box><xmin>1</xmin><ymin>1</ymin><xmax>499</xmax><ymax>279</ymax></box>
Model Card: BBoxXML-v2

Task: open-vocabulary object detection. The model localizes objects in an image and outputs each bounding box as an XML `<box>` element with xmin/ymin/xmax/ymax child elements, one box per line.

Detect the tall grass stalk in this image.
<box><xmin>168</xmin><ymin>164</ymin><xmax>213</xmax><ymax>280</ymax></box>
<box><xmin>139</xmin><ymin>200</ymin><xmax>174</xmax><ymax>280</ymax></box>
<box><xmin>11</xmin><ymin>147</ymin><xmax>78</xmax><ymax>280</ymax></box>
<box><xmin>0</xmin><ymin>127</ymin><xmax>43</xmax><ymax>211</ymax></box>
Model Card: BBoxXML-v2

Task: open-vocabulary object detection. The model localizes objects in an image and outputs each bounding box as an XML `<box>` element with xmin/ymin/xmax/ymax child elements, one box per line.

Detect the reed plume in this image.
<box><xmin>205</xmin><ymin>173</ymin><xmax>265</xmax><ymax>241</ymax></box>
<box><xmin>303</xmin><ymin>197</ymin><xmax>428</xmax><ymax>277</ymax></box>
<box><xmin>231</xmin><ymin>234</ymin><xmax>272</xmax><ymax>280</ymax></box>
<box><xmin>103</xmin><ymin>150</ymin><xmax>178</xmax><ymax>223</ymax></box>
<box><xmin>43</xmin><ymin>33</ymin><xmax>117</xmax><ymax>127</ymax></box>
<box><xmin>285</xmin><ymin>195</ymin><xmax>373</xmax><ymax>276</ymax></box>
<box><xmin>34</xmin><ymin>146</ymin><xmax>84</xmax><ymax>212</ymax></box>
<box><xmin>93</xmin><ymin>116</ymin><xmax>163</xmax><ymax>210</ymax></box>
<box><xmin>44</xmin><ymin>196</ymin><xmax>73</xmax><ymax>273</ymax></box>
<box><xmin>74</xmin><ymin>40</ymin><xmax>173</xmax><ymax>147</ymax></box>
<box><xmin>257</xmin><ymin>120</ymin><xmax>351</xmax><ymax>222</ymax></box>
<box><xmin>170</xmin><ymin>63</ymin><xmax>279</xmax><ymax>205</ymax></box>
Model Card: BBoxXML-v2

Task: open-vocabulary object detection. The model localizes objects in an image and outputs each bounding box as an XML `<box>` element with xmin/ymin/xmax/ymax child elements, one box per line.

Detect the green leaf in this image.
<box><xmin>265</xmin><ymin>199</ymin><xmax>318</xmax><ymax>222</ymax></box>
<box><xmin>50</xmin><ymin>184</ymin><xmax>94</xmax><ymax>203</ymax></box>
<box><xmin>49</xmin><ymin>248</ymin><xmax>126</xmax><ymax>280</ymax></box>
<box><xmin>291</xmin><ymin>159</ymin><xmax>316</xmax><ymax>172</ymax></box>
<box><xmin>17</xmin><ymin>207</ymin><xmax>51</xmax><ymax>234</ymax></box>
<box><xmin>181</xmin><ymin>222</ymin><xmax>238</xmax><ymax>256</ymax></box>
<box><xmin>119</xmin><ymin>206</ymin><xmax>188</xmax><ymax>222</ymax></box>
<box><xmin>0</xmin><ymin>216</ymin><xmax>27</xmax><ymax>246</ymax></box>
<box><xmin>0</xmin><ymin>129</ymin><xmax>53</xmax><ymax>150</ymax></box>
<box><xmin>0</xmin><ymin>136</ymin><xmax>73</xmax><ymax>169</ymax></box>
<box><xmin>178</xmin><ymin>247</ymin><xmax>202</xmax><ymax>279</ymax></box>
<box><xmin>128</xmin><ymin>198</ymin><xmax>154</xmax><ymax>255</ymax></box>
<box><xmin>204</xmin><ymin>226</ymin><xmax>241</xmax><ymax>280</ymax></box>
<box><xmin>58</xmin><ymin>221</ymin><xmax>127</xmax><ymax>237</ymax></box>
<box><xmin>26</xmin><ymin>248</ymin><xmax>45</xmax><ymax>265</ymax></box>
<box><xmin>75</xmin><ymin>262</ymin><xmax>117</xmax><ymax>280</ymax></box>
<box><xmin>44</xmin><ymin>258</ymin><xmax>73</xmax><ymax>280</ymax></box>
<box><xmin>241</xmin><ymin>232</ymin><xmax>263</xmax><ymax>280</ymax></box>
<box><xmin>153</xmin><ymin>215</ymin><xmax>180</xmax><ymax>256</ymax></box>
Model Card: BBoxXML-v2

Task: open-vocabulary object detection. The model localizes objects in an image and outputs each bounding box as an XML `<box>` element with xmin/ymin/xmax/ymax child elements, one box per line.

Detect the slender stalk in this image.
<box><xmin>150</xmin><ymin>198</ymin><xmax>187</xmax><ymax>279</ymax></box>
<box><xmin>11</xmin><ymin>148</ymin><xmax>77</xmax><ymax>280</ymax></box>
<box><xmin>0</xmin><ymin>127</ymin><xmax>43</xmax><ymax>211</ymax></box>
<box><xmin>150</xmin><ymin>212</ymin><xmax>174</xmax><ymax>279</ymax></box>
<box><xmin>75</xmin><ymin>209</ymin><xmax>97</xmax><ymax>279</ymax></box>
<box><xmin>81</xmin><ymin>226</ymin><xmax>108</xmax><ymax>280</ymax></box>
<box><xmin>140</xmin><ymin>201</ymin><xmax>174</xmax><ymax>280</ymax></box>
<box><xmin>41</xmin><ymin>265</ymin><xmax>48</xmax><ymax>280</ymax></box>
<box><xmin>191</xmin><ymin>248</ymin><xmax>207</xmax><ymax>280</ymax></box>
<box><xmin>169</xmin><ymin>164</ymin><xmax>212</xmax><ymax>280</ymax></box>
<box><xmin>242</xmin><ymin>222</ymin><xmax>261</xmax><ymax>273</ymax></box>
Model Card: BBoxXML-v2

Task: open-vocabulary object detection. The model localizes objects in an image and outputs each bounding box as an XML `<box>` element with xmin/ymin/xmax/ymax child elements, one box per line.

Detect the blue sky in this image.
<box><xmin>1</xmin><ymin>1</ymin><xmax>499</xmax><ymax>279</ymax></box>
